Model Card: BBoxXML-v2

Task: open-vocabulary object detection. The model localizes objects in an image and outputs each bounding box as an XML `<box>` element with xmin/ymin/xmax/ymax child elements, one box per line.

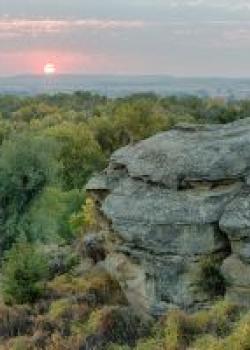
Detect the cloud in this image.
<box><xmin>0</xmin><ymin>17</ymin><xmax>146</xmax><ymax>37</ymax></box>
<box><xmin>163</xmin><ymin>0</ymin><xmax>250</xmax><ymax>9</ymax></box>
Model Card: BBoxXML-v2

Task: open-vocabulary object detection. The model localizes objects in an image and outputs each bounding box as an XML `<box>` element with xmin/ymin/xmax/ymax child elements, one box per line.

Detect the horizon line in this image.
<box><xmin>1</xmin><ymin>73</ymin><xmax>250</xmax><ymax>80</ymax></box>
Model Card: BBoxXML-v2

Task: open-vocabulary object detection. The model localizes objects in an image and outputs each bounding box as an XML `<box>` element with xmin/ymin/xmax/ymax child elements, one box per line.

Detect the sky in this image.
<box><xmin>0</xmin><ymin>0</ymin><xmax>250</xmax><ymax>76</ymax></box>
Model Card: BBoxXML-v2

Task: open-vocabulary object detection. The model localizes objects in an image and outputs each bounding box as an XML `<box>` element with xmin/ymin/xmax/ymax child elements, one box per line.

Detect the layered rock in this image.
<box><xmin>86</xmin><ymin>117</ymin><xmax>250</xmax><ymax>316</ymax></box>
<box><xmin>220</xmin><ymin>188</ymin><xmax>250</xmax><ymax>306</ymax></box>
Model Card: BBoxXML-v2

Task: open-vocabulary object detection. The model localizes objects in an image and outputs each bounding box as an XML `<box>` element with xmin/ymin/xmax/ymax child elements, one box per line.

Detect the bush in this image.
<box><xmin>132</xmin><ymin>300</ymin><xmax>240</xmax><ymax>350</ymax></box>
<box><xmin>196</xmin><ymin>257</ymin><xmax>225</xmax><ymax>298</ymax></box>
<box><xmin>70</xmin><ymin>197</ymin><xmax>100</xmax><ymax>236</ymax></box>
<box><xmin>190</xmin><ymin>311</ymin><xmax>250</xmax><ymax>350</ymax></box>
<box><xmin>135</xmin><ymin>338</ymin><xmax>163</xmax><ymax>350</ymax></box>
<box><xmin>43</xmin><ymin>244</ymin><xmax>80</xmax><ymax>278</ymax></box>
<box><xmin>1</xmin><ymin>336</ymin><xmax>34</xmax><ymax>350</ymax></box>
<box><xmin>46</xmin><ymin>122</ymin><xmax>105</xmax><ymax>189</ymax></box>
<box><xmin>48</xmin><ymin>268</ymin><xmax>125</xmax><ymax>305</ymax></box>
<box><xmin>0</xmin><ymin>303</ymin><xmax>32</xmax><ymax>338</ymax></box>
<box><xmin>191</xmin><ymin>334</ymin><xmax>224</xmax><ymax>350</ymax></box>
<box><xmin>224</xmin><ymin>312</ymin><xmax>250</xmax><ymax>349</ymax></box>
<box><xmin>45</xmin><ymin>332</ymin><xmax>81</xmax><ymax>350</ymax></box>
<box><xmin>107</xmin><ymin>345</ymin><xmax>131</xmax><ymax>350</ymax></box>
<box><xmin>49</xmin><ymin>299</ymin><xmax>73</xmax><ymax>322</ymax></box>
<box><xmin>2</xmin><ymin>243</ymin><xmax>49</xmax><ymax>304</ymax></box>
<box><xmin>162</xmin><ymin>309</ymin><xmax>192</xmax><ymax>350</ymax></box>
<box><xmin>21</xmin><ymin>187</ymin><xmax>84</xmax><ymax>243</ymax></box>
<box><xmin>190</xmin><ymin>299</ymin><xmax>239</xmax><ymax>337</ymax></box>
<box><xmin>71</xmin><ymin>306</ymin><xmax>150</xmax><ymax>349</ymax></box>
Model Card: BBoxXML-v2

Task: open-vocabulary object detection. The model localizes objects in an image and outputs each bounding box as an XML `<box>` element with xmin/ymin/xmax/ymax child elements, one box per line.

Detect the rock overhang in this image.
<box><xmin>86</xmin><ymin>117</ymin><xmax>250</xmax><ymax>315</ymax></box>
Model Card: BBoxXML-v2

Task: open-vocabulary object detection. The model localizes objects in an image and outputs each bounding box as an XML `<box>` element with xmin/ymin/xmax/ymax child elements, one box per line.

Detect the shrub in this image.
<box><xmin>71</xmin><ymin>306</ymin><xmax>150</xmax><ymax>349</ymax></box>
<box><xmin>2</xmin><ymin>243</ymin><xmax>49</xmax><ymax>304</ymax></box>
<box><xmin>190</xmin><ymin>299</ymin><xmax>239</xmax><ymax>336</ymax></box>
<box><xmin>46</xmin><ymin>122</ymin><xmax>105</xmax><ymax>189</ymax></box>
<box><xmin>135</xmin><ymin>337</ymin><xmax>163</xmax><ymax>350</ymax></box>
<box><xmin>0</xmin><ymin>336</ymin><xmax>35</xmax><ymax>350</ymax></box>
<box><xmin>132</xmin><ymin>300</ymin><xmax>240</xmax><ymax>350</ymax></box>
<box><xmin>162</xmin><ymin>309</ymin><xmax>192</xmax><ymax>350</ymax></box>
<box><xmin>0</xmin><ymin>303</ymin><xmax>32</xmax><ymax>338</ymax></box>
<box><xmin>70</xmin><ymin>197</ymin><xmax>100</xmax><ymax>236</ymax></box>
<box><xmin>223</xmin><ymin>312</ymin><xmax>250</xmax><ymax>350</ymax></box>
<box><xmin>45</xmin><ymin>333</ymin><xmax>82</xmax><ymax>350</ymax></box>
<box><xmin>100</xmin><ymin>307</ymin><xmax>151</xmax><ymax>347</ymax></box>
<box><xmin>71</xmin><ymin>307</ymin><xmax>104</xmax><ymax>337</ymax></box>
<box><xmin>195</xmin><ymin>257</ymin><xmax>225</xmax><ymax>298</ymax></box>
<box><xmin>48</xmin><ymin>268</ymin><xmax>125</xmax><ymax>305</ymax></box>
<box><xmin>190</xmin><ymin>312</ymin><xmax>250</xmax><ymax>350</ymax></box>
<box><xmin>107</xmin><ymin>344</ymin><xmax>131</xmax><ymax>350</ymax></box>
<box><xmin>191</xmin><ymin>334</ymin><xmax>224</xmax><ymax>350</ymax></box>
<box><xmin>42</xmin><ymin>244</ymin><xmax>80</xmax><ymax>278</ymax></box>
<box><xmin>5</xmin><ymin>337</ymin><xmax>34</xmax><ymax>350</ymax></box>
<box><xmin>48</xmin><ymin>299</ymin><xmax>73</xmax><ymax>322</ymax></box>
<box><xmin>22</xmin><ymin>187</ymin><xmax>84</xmax><ymax>243</ymax></box>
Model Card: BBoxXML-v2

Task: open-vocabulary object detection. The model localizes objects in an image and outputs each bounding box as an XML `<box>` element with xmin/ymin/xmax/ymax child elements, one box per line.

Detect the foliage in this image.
<box><xmin>1</xmin><ymin>336</ymin><xmax>34</xmax><ymax>350</ymax></box>
<box><xmin>89</xmin><ymin>98</ymin><xmax>171</xmax><ymax>155</ymax></box>
<box><xmin>49</xmin><ymin>299</ymin><xmax>89</xmax><ymax>327</ymax></box>
<box><xmin>195</xmin><ymin>257</ymin><xmax>226</xmax><ymax>298</ymax></box>
<box><xmin>42</xmin><ymin>244</ymin><xmax>80</xmax><ymax>277</ymax></box>
<box><xmin>70</xmin><ymin>196</ymin><xmax>99</xmax><ymax>236</ymax></box>
<box><xmin>0</xmin><ymin>134</ymin><xmax>60</xmax><ymax>250</ymax></box>
<box><xmin>0</xmin><ymin>115</ymin><xmax>11</xmax><ymax>145</ymax></box>
<box><xmin>107</xmin><ymin>345</ymin><xmax>131</xmax><ymax>350</ymax></box>
<box><xmin>133</xmin><ymin>300</ymin><xmax>240</xmax><ymax>350</ymax></box>
<box><xmin>0</xmin><ymin>92</ymin><xmax>250</xmax><ymax>348</ymax></box>
<box><xmin>46</xmin><ymin>122</ymin><xmax>105</xmax><ymax>189</ymax></box>
<box><xmin>2</xmin><ymin>243</ymin><xmax>49</xmax><ymax>304</ymax></box>
<box><xmin>0</xmin><ymin>303</ymin><xmax>32</xmax><ymax>338</ymax></box>
<box><xmin>190</xmin><ymin>299</ymin><xmax>239</xmax><ymax>336</ymax></box>
<box><xmin>21</xmin><ymin>187</ymin><xmax>84</xmax><ymax>243</ymax></box>
<box><xmin>48</xmin><ymin>268</ymin><xmax>124</xmax><ymax>304</ymax></box>
<box><xmin>190</xmin><ymin>311</ymin><xmax>250</xmax><ymax>350</ymax></box>
<box><xmin>48</xmin><ymin>299</ymin><xmax>73</xmax><ymax>322</ymax></box>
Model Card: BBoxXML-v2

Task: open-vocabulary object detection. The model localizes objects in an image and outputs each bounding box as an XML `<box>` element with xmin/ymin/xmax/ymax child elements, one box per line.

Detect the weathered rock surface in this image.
<box><xmin>86</xmin><ymin>117</ymin><xmax>250</xmax><ymax>316</ymax></box>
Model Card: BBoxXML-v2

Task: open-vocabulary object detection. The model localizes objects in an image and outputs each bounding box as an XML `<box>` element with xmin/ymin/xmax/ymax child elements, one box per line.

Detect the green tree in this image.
<box><xmin>0</xmin><ymin>115</ymin><xmax>11</xmax><ymax>145</ymax></box>
<box><xmin>21</xmin><ymin>187</ymin><xmax>84</xmax><ymax>243</ymax></box>
<box><xmin>0</xmin><ymin>134</ymin><xmax>60</xmax><ymax>251</ymax></box>
<box><xmin>46</xmin><ymin>122</ymin><xmax>105</xmax><ymax>189</ymax></box>
<box><xmin>2</xmin><ymin>242</ymin><xmax>49</xmax><ymax>304</ymax></box>
<box><xmin>89</xmin><ymin>99</ymin><xmax>170</xmax><ymax>155</ymax></box>
<box><xmin>12</xmin><ymin>103</ymin><xmax>59</xmax><ymax>123</ymax></box>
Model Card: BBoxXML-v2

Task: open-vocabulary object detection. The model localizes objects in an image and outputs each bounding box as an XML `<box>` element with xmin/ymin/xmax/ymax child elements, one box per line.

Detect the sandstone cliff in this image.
<box><xmin>85</xmin><ymin>117</ymin><xmax>250</xmax><ymax>317</ymax></box>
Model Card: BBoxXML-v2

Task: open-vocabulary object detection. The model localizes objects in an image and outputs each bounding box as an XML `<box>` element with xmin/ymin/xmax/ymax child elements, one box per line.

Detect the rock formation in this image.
<box><xmin>86</xmin><ymin>117</ymin><xmax>250</xmax><ymax>317</ymax></box>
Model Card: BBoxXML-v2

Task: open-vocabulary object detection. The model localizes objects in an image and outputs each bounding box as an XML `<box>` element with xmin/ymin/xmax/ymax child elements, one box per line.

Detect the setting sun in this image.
<box><xmin>43</xmin><ymin>63</ymin><xmax>56</xmax><ymax>75</ymax></box>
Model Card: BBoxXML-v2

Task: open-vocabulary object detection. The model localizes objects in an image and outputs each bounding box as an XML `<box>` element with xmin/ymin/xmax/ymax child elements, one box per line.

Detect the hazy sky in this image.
<box><xmin>1</xmin><ymin>0</ymin><xmax>250</xmax><ymax>76</ymax></box>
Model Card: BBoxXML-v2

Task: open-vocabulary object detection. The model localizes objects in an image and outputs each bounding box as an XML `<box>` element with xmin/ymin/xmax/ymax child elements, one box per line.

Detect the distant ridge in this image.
<box><xmin>0</xmin><ymin>74</ymin><xmax>250</xmax><ymax>98</ymax></box>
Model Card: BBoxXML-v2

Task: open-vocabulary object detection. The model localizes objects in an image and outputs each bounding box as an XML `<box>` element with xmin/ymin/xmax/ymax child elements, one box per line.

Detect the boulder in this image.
<box><xmin>86</xmin><ymin>117</ymin><xmax>250</xmax><ymax>316</ymax></box>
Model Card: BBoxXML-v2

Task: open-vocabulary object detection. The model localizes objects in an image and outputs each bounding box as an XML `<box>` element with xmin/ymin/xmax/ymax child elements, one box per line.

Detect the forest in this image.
<box><xmin>0</xmin><ymin>92</ymin><xmax>250</xmax><ymax>349</ymax></box>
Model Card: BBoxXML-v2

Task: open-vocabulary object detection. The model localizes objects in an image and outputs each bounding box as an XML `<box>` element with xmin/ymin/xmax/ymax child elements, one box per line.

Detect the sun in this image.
<box><xmin>43</xmin><ymin>63</ymin><xmax>56</xmax><ymax>75</ymax></box>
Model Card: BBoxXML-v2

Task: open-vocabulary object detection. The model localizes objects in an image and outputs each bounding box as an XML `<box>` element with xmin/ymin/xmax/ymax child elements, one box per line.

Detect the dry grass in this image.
<box><xmin>48</xmin><ymin>268</ymin><xmax>126</xmax><ymax>305</ymax></box>
<box><xmin>132</xmin><ymin>300</ymin><xmax>241</xmax><ymax>350</ymax></box>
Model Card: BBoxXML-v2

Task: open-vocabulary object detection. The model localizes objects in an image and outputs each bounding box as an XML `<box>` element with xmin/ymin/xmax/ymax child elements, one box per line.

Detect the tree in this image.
<box><xmin>21</xmin><ymin>187</ymin><xmax>84</xmax><ymax>243</ymax></box>
<box><xmin>2</xmin><ymin>242</ymin><xmax>49</xmax><ymax>304</ymax></box>
<box><xmin>46</xmin><ymin>122</ymin><xmax>105</xmax><ymax>189</ymax></box>
<box><xmin>0</xmin><ymin>133</ymin><xmax>60</xmax><ymax>251</ymax></box>
<box><xmin>89</xmin><ymin>99</ymin><xmax>170</xmax><ymax>156</ymax></box>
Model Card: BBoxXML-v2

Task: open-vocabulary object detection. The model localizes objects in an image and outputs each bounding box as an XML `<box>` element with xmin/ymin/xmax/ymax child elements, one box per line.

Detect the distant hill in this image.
<box><xmin>0</xmin><ymin>74</ymin><xmax>250</xmax><ymax>98</ymax></box>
